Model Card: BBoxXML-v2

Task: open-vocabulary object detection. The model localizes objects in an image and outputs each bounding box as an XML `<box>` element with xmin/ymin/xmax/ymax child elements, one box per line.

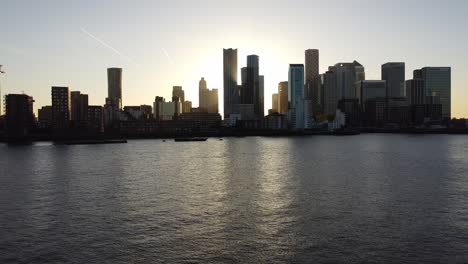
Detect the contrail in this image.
<box><xmin>80</xmin><ymin>27</ymin><xmax>140</xmax><ymax>68</ymax></box>
<box><xmin>162</xmin><ymin>48</ymin><xmax>174</xmax><ymax>65</ymax></box>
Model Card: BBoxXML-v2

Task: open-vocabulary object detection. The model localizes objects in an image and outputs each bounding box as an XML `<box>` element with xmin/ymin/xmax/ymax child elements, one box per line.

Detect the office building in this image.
<box><xmin>51</xmin><ymin>86</ymin><xmax>70</xmax><ymax>129</ymax></box>
<box><xmin>172</xmin><ymin>86</ymin><xmax>185</xmax><ymax>103</ymax></box>
<box><xmin>153</xmin><ymin>96</ymin><xmax>165</xmax><ymax>120</ymax></box>
<box><xmin>87</xmin><ymin>106</ymin><xmax>104</xmax><ymax>133</ymax></box>
<box><xmin>70</xmin><ymin>91</ymin><xmax>89</xmax><ymax>125</ymax></box>
<box><xmin>199</xmin><ymin>77</ymin><xmax>208</xmax><ymax>108</ymax></box>
<box><xmin>278</xmin><ymin>82</ymin><xmax>288</xmax><ymax>114</ymax></box>
<box><xmin>259</xmin><ymin>75</ymin><xmax>264</xmax><ymax>118</ymax></box>
<box><xmin>288</xmin><ymin>64</ymin><xmax>305</xmax><ymax>129</ymax></box>
<box><xmin>223</xmin><ymin>48</ymin><xmax>238</xmax><ymax>118</ymax></box>
<box><xmin>5</xmin><ymin>94</ymin><xmax>35</xmax><ymax>137</ymax></box>
<box><xmin>154</xmin><ymin>98</ymin><xmax>181</xmax><ymax>121</ymax></box>
<box><xmin>107</xmin><ymin>68</ymin><xmax>122</xmax><ymax>109</ymax></box>
<box><xmin>419</xmin><ymin>67</ymin><xmax>451</xmax><ymax>119</ymax></box>
<box><xmin>183</xmin><ymin>101</ymin><xmax>192</xmax><ymax>113</ymax></box>
<box><xmin>334</xmin><ymin>61</ymin><xmax>365</xmax><ymax>99</ymax></box>
<box><xmin>382</xmin><ymin>62</ymin><xmax>405</xmax><ymax>97</ymax></box>
<box><xmin>356</xmin><ymin>80</ymin><xmax>387</xmax><ymax>110</ymax></box>
<box><xmin>323</xmin><ymin>68</ymin><xmax>338</xmax><ymax>115</ymax></box>
<box><xmin>406</xmin><ymin>79</ymin><xmax>425</xmax><ymax>105</ymax></box>
<box><xmin>241</xmin><ymin>55</ymin><xmax>263</xmax><ymax>118</ymax></box>
<box><xmin>38</xmin><ymin>106</ymin><xmax>52</xmax><ymax>129</ymax></box>
<box><xmin>272</xmin><ymin>93</ymin><xmax>279</xmax><ymax>113</ymax></box>
<box><xmin>305</xmin><ymin>49</ymin><xmax>321</xmax><ymax>113</ymax></box>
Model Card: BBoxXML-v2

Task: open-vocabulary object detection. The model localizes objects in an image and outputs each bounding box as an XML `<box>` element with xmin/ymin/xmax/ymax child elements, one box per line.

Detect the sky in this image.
<box><xmin>1</xmin><ymin>0</ymin><xmax>467</xmax><ymax>117</ymax></box>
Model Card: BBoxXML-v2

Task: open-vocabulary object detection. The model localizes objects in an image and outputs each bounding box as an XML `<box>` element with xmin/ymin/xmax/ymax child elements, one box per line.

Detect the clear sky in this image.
<box><xmin>1</xmin><ymin>0</ymin><xmax>467</xmax><ymax>117</ymax></box>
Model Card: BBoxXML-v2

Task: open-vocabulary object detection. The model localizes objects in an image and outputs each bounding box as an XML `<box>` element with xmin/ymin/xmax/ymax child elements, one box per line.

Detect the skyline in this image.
<box><xmin>1</xmin><ymin>0</ymin><xmax>467</xmax><ymax>117</ymax></box>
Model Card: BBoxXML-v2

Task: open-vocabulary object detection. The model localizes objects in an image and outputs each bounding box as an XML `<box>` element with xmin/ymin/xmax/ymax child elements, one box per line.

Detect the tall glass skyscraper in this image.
<box><xmin>305</xmin><ymin>49</ymin><xmax>320</xmax><ymax>112</ymax></box>
<box><xmin>288</xmin><ymin>64</ymin><xmax>305</xmax><ymax>129</ymax></box>
<box><xmin>382</xmin><ymin>62</ymin><xmax>405</xmax><ymax>98</ymax></box>
<box><xmin>107</xmin><ymin>68</ymin><xmax>122</xmax><ymax>110</ymax></box>
<box><xmin>223</xmin><ymin>48</ymin><xmax>238</xmax><ymax>119</ymax></box>
<box><xmin>421</xmin><ymin>67</ymin><xmax>451</xmax><ymax>119</ymax></box>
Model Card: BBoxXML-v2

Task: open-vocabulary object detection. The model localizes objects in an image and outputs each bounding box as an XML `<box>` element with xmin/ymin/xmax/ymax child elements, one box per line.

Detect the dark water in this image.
<box><xmin>1</xmin><ymin>135</ymin><xmax>468</xmax><ymax>263</ymax></box>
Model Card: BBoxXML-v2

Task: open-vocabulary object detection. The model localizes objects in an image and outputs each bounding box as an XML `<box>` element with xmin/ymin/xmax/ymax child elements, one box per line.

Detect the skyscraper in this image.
<box><xmin>199</xmin><ymin>77</ymin><xmax>208</xmax><ymax>108</ymax></box>
<box><xmin>334</xmin><ymin>61</ymin><xmax>365</xmax><ymax>99</ymax></box>
<box><xmin>382</xmin><ymin>62</ymin><xmax>405</xmax><ymax>98</ymax></box>
<box><xmin>104</xmin><ymin>68</ymin><xmax>123</xmax><ymax>129</ymax></box>
<box><xmin>305</xmin><ymin>49</ymin><xmax>320</xmax><ymax>113</ymax></box>
<box><xmin>272</xmin><ymin>93</ymin><xmax>279</xmax><ymax>113</ymax></box>
<box><xmin>240</xmin><ymin>55</ymin><xmax>263</xmax><ymax>118</ymax></box>
<box><xmin>278</xmin><ymin>82</ymin><xmax>288</xmax><ymax>114</ymax></box>
<box><xmin>406</xmin><ymin>79</ymin><xmax>425</xmax><ymax>105</ymax></box>
<box><xmin>223</xmin><ymin>48</ymin><xmax>238</xmax><ymax>118</ymax></box>
<box><xmin>199</xmin><ymin>77</ymin><xmax>219</xmax><ymax>113</ymax></box>
<box><xmin>107</xmin><ymin>68</ymin><xmax>122</xmax><ymax>109</ymax></box>
<box><xmin>288</xmin><ymin>64</ymin><xmax>305</xmax><ymax>129</ymax></box>
<box><xmin>153</xmin><ymin>96</ymin><xmax>165</xmax><ymax>120</ymax></box>
<box><xmin>420</xmin><ymin>67</ymin><xmax>451</xmax><ymax>119</ymax></box>
<box><xmin>259</xmin><ymin>75</ymin><xmax>264</xmax><ymax>118</ymax></box>
<box><xmin>172</xmin><ymin>86</ymin><xmax>185</xmax><ymax>103</ymax></box>
<box><xmin>356</xmin><ymin>80</ymin><xmax>387</xmax><ymax>112</ymax></box>
<box><xmin>323</xmin><ymin>67</ymin><xmax>338</xmax><ymax>115</ymax></box>
<box><xmin>52</xmin><ymin>86</ymin><xmax>70</xmax><ymax>129</ymax></box>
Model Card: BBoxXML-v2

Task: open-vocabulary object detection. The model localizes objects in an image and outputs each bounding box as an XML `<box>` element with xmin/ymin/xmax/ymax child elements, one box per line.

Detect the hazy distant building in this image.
<box><xmin>107</xmin><ymin>68</ymin><xmax>122</xmax><ymax>109</ymax></box>
<box><xmin>305</xmin><ymin>49</ymin><xmax>321</xmax><ymax>113</ymax></box>
<box><xmin>5</xmin><ymin>94</ymin><xmax>35</xmax><ymax>137</ymax></box>
<box><xmin>356</xmin><ymin>80</ymin><xmax>387</xmax><ymax>110</ymax></box>
<box><xmin>161</xmin><ymin>101</ymin><xmax>182</xmax><ymax>120</ymax></box>
<box><xmin>223</xmin><ymin>48</ymin><xmax>238</xmax><ymax>118</ymax></box>
<box><xmin>382</xmin><ymin>62</ymin><xmax>405</xmax><ymax>98</ymax></box>
<box><xmin>419</xmin><ymin>67</ymin><xmax>451</xmax><ymax>119</ymax></box>
<box><xmin>278</xmin><ymin>82</ymin><xmax>288</xmax><ymax>114</ymax></box>
<box><xmin>288</xmin><ymin>64</ymin><xmax>305</xmax><ymax>129</ymax></box>
<box><xmin>199</xmin><ymin>77</ymin><xmax>208</xmax><ymax>108</ymax></box>
<box><xmin>51</xmin><ymin>86</ymin><xmax>70</xmax><ymax>129</ymax></box>
<box><xmin>271</xmin><ymin>93</ymin><xmax>279</xmax><ymax>113</ymax></box>
<box><xmin>153</xmin><ymin>96</ymin><xmax>165</xmax><ymax>120</ymax></box>
<box><xmin>172</xmin><ymin>86</ymin><xmax>185</xmax><ymax>103</ymax></box>
<box><xmin>199</xmin><ymin>77</ymin><xmax>218</xmax><ymax>113</ymax></box>
<box><xmin>182</xmin><ymin>101</ymin><xmax>192</xmax><ymax>113</ymax></box>
<box><xmin>259</xmin><ymin>75</ymin><xmax>264</xmax><ymax>118</ymax></box>
<box><xmin>70</xmin><ymin>91</ymin><xmax>89</xmax><ymax>126</ymax></box>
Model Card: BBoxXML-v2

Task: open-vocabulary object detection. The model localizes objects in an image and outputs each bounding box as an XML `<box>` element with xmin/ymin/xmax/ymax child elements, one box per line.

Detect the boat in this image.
<box><xmin>174</xmin><ymin>137</ymin><xmax>208</xmax><ymax>142</ymax></box>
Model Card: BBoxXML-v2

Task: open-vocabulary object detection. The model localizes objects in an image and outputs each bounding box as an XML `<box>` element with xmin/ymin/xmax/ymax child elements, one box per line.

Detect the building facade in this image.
<box><xmin>223</xmin><ymin>48</ymin><xmax>238</xmax><ymax>118</ymax></box>
<box><xmin>382</xmin><ymin>62</ymin><xmax>405</xmax><ymax>98</ymax></box>
<box><xmin>278</xmin><ymin>82</ymin><xmax>288</xmax><ymax>114</ymax></box>
<box><xmin>51</xmin><ymin>86</ymin><xmax>70</xmax><ymax>129</ymax></box>
<box><xmin>305</xmin><ymin>49</ymin><xmax>321</xmax><ymax>113</ymax></box>
<box><xmin>5</xmin><ymin>94</ymin><xmax>35</xmax><ymax>137</ymax></box>
<box><xmin>288</xmin><ymin>64</ymin><xmax>305</xmax><ymax>129</ymax></box>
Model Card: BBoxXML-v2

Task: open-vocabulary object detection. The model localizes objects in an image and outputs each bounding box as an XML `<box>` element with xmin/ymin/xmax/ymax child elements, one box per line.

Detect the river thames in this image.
<box><xmin>1</xmin><ymin>135</ymin><xmax>467</xmax><ymax>263</ymax></box>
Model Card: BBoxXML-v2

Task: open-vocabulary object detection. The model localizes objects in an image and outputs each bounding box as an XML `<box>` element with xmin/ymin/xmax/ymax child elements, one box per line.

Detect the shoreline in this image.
<box><xmin>1</xmin><ymin>128</ymin><xmax>468</xmax><ymax>144</ymax></box>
